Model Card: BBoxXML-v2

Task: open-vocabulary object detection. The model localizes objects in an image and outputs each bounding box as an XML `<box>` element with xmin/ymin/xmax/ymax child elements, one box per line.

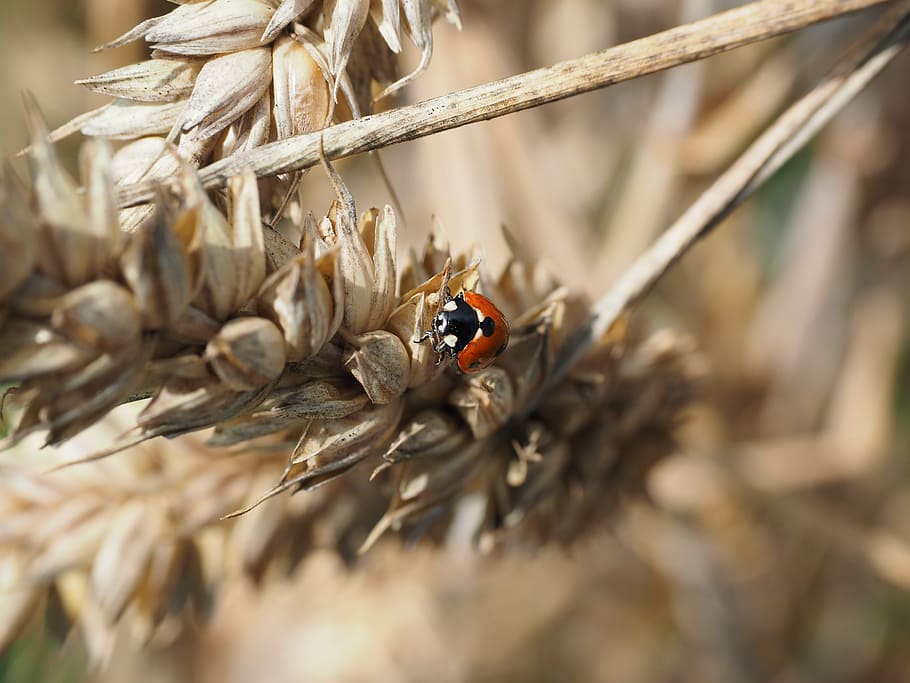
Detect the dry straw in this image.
<box><xmin>1</xmin><ymin>0</ymin><xmax>908</xmax><ymax>666</ymax></box>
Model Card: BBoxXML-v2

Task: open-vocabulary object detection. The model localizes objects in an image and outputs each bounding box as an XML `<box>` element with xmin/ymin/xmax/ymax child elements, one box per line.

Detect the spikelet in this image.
<box><xmin>0</xmin><ymin>126</ymin><xmax>695</xmax><ymax>662</ymax></box>
<box><xmin>0</xmin><ymin>443</ymin><xmax>337</xmax><ymax>660</ymax></box>
<box><xmin>52</xmin><ymin>0</ymin><xmax>462</xmax><ymax>177</ymax></box>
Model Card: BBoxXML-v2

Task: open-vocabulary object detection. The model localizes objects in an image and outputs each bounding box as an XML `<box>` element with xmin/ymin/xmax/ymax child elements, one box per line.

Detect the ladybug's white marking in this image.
<box><xmin>443</xmin><ymin>334</ymin><xmax>459</xmax><ymax>348</ymax></box>
<box><xmin>443</xmin><ymin>300</ymin><xmax>459</xmax><ymax>312</ymax></box>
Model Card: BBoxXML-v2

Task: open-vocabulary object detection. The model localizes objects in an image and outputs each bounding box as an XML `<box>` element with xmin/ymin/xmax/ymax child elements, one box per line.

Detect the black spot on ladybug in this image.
<box><xmin>480</xmin><ymin>316</ymin><xmax>496</xmax><ymax>338</ymax></box>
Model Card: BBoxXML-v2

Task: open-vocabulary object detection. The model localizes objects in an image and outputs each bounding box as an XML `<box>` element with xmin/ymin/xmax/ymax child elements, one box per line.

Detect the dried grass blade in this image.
<box><xmin>117</xmin><ymin>0</ymin><xmax>895</xmax><ymax>205</ymax></box>
<box><xmin>536</xmin><ymin>1</ymin><xmax>910</xmax><ymax>415</ymax></box>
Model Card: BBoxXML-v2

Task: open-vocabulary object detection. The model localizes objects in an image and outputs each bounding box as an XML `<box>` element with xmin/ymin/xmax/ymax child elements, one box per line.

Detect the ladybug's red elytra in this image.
<box><xmin>418</xmin><ymin>289</ymin><xmax>510</xmax><ymax>373</ymax></box>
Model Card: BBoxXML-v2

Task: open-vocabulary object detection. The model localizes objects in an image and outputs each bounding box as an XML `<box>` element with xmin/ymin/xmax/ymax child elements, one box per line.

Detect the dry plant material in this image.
<box><xmin>543</xmin><ymin>0</ymin><xmax>910</xmax><ymax>404</ymax></box>
<box><xmin>0</xmin><ymin>117</ymin><xmax>694</xmax><ymax>660</ymax></box>
<box><xmin>3</xmin><ymin>0</ymin><xmax>909</xmax><ymax>673</ymax></box>
<box><xmin>52</xmin><ymin>0</ymin><xmax>461</xmax><ymax>175</ymax></box>
<box><xmin>115</xmin><ymin>0</ymin><xmax>895</xmax><ymax>206</ymax></box>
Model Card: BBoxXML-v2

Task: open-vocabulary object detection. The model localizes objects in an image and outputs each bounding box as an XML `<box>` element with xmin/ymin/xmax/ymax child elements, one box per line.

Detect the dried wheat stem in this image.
<box><xmin>117</xmin><ymin>0</ymin><xmax>895</xmax><ymax>207</ymax></box>
<box><xmin>537</xmin><ymin>1</ymin><xmax>910</xmax><ymax>413</ymax></box>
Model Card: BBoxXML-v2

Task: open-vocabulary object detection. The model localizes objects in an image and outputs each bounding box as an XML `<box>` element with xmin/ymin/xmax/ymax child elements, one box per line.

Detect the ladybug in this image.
<box><xmin>419</xmin><ymin>289</ymin><xmax>510</xmax><ymax>373</ymax></box>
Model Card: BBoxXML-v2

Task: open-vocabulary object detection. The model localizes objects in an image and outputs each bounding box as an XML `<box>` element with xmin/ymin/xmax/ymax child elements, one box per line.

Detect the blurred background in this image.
<box><xmin>2</xmin><ymin>0</ymin><xmax>910</xmax><ymax>681</ymax></box>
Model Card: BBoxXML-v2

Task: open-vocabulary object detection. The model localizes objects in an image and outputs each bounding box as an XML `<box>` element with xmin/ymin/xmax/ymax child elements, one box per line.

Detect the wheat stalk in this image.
<box><xmin>113</xmin><ymin>0</ymin><xmax>898</xmax><ymax>206</ymax></box>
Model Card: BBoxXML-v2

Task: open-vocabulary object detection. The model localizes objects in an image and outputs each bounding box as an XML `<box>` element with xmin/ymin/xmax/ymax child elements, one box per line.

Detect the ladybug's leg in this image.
<box><xmin>413</xmin><ymin>329</ymin><xmax>433</xmax><ymax>345</ymax></box>
<box><xmin>432</xmin><ymin>339</ymin><xmax>457</xmax><ymax>366</ymax></box>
